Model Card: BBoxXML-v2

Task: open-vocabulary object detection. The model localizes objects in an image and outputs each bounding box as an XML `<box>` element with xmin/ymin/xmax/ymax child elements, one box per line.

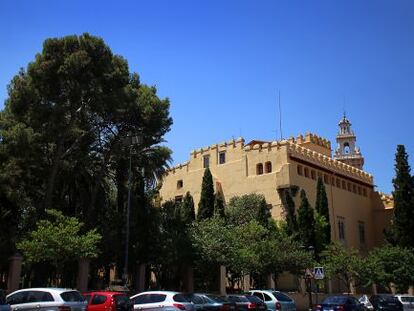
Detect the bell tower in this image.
<box><xmin>334</xmin><ymin>113</ymin><xmax>364</xmax><ymax>170</ymax></box>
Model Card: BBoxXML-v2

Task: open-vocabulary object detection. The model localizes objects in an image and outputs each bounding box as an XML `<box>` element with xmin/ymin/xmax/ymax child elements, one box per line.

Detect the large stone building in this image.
<box><xmin>160</xmin><ymin>116</ymin><xmax>393</xmax><ymax>251</ymax></box>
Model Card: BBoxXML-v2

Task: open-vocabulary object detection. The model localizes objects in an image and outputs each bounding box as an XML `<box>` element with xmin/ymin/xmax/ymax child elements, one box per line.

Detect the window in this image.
<box><xmin>26</xmin><ymin>291</ymin><xmax>54</xmax><ymax>303</ymax></box>
<box><xmin>173</xmin><ymin>294</ymin><xmax>189</xmax><ymax>303</ymax></box>
<box><xmin>304</xmin><ymin>167</ymin><xmax>309</xmax><ymax>178</ymax></box>
<box><xmin>177</xmin><ymin>180</ymin><xmax>183</xmax><ymax>189</ymax></box>
<box><xmin>265</xmin><ymin>161</ymin><xmax>272</xmax><ymax>173</ymax></box>
<box><xmin>358</xmin><ymin>186</ymin><xmax>362</xmax><ymax>195</ymax></box>
<box><xmin>253</xmin><ymin>292</ymin><xmax>264</xmax><ymax>301</ymax></box>
<box><xmin>358</xmin><ymin>221</ymin><xmax>366</xmax><ymax>244</ymax></box>
<box><xmin>91</xmin><ymin>295</ymin><xmax>107</xmax><ymax>305</ymax></box>
<box><xmin>363</xmin><ymin>188</ymin><xmax>367</xmax><ymax>197</ymax></box>
<box><xmin>338</xmin><ymin>217</ymin><xmax>346</xmax><ymax>241</ymax></box>
<box><xmin>203</xmin><ymin>155</ymin><xmax>210</xmax><ymax>168</ymax></box>
<box><xmin>219</xmin><ymin>152</ymin><xmax>226</xmax><ymax>164</ymax></box>
<box><xmin>353</xmin><ymin>184</ymin><xmax>357</xmax><ymax>193</ymax></box>
<box><xmin>257</xmin><ymin>163</ymin><xmax>264</xmax><ymax>175</ymax></box>
<box><xmin>347</xmin><ymin>182</ymin><xmax>352</xmax><ymax>192</ymax></box>
<box><xmin>297</xmin><ymin>165</ymin><xmax>303</xmax><ymax>176</ymax></box>
<box><xmin>7</xmin><ymin>292</ymin><xmax>27</xmax><ymax>305</ymax></box>
<box><xmin>60</xmin><ymin>291</ymin><xmax>84</xmax><ymax>302</ymax></box>
<box><xmin>311</xmin><ymin>170</ymin><xmax>316</xmax><ymax>180</ymax></box>
<box><xmin>263</xmin><ymin>293</ymin><xmax>272</xmax><ymax>302</ymax></box>
<box><xmin>342</xmin><ymin>180</ymin><xmax>346</xmax><ymax>189</ymax></box>
<box><xmin>133</xmin><ymin>294</ymin><xmax>151</xmax><ymax>305</ymax></box>
<box><xmin>324</xmin><ymin>174</ymin><xmax>329</xmax><ymax>184</ymax></box>
<box><xmin>175</xmin><ymin>196</ymin><xmax>183</xmax><ymax>203</ymax></box>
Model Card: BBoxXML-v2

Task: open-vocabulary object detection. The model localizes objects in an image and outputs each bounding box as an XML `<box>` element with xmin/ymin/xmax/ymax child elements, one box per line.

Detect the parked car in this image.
<box><xmin>247</xmin><ymin>290</ymin><xmax>295</xmax><ymax>311</ymax></box>
<box><xmin>130</xmin><ymin>291</ymin><xmax>194</xmax><ymax>311</ymax></box>
<box><xmin>359</xmin><ymin>295</ymin><xmax>373</xmax><ymax>311</ymax></box>
<box><xmin>6</xmin><ymin>288</ymin><xmax>87</xmax><ymax>311</ymax></box>
<box><xmin>185</xmin><ymin>293</ymin><xmax>236</xmax><ymax>311</ymax></box>
<box><xmin>314</xmin><ymin>295</ymin><xmax>365</xmax><ymax>311</ymax></box>
<box><xmin>370</xmin><ymin>295</ymin><xmax>403</xmax><ymax>311</ymax></box>
<box><xmin>394</xmin><ymin>295</ymin><xmax>414</xmax><ymax>311</ymax></box>
<box><xmin>0</xmin><ymin>290</ymin><xmax>11</xmax><ymax>311</ymax></box>
<box><xmin>83</xmin><ymin>291</ymin><xmax>132</xmax><ymax>311</ymax></box>
<box><xmin>225</xmin><ymin>294</ymin><xmax>267</xmax><ymax>311</ymax></box>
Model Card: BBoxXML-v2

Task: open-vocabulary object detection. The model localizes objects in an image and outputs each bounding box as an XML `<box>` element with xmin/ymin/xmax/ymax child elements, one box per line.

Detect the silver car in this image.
<box><xmin>247</xmin><ymin>290</ymin><xmax>296</xmax><ymax>311</ymax></box>
<box><xmin>6</xmin><ymin>288</ymin><xmax>87</xmax><ymax>311</ymax></box>
<box><xmin>130</xmin><ymin>291</ymin><xmax>194</xmax><ymax>311</ymax></box>
<box><xmin>395</xmin><ymin>295</ymin><xmax>414</xmax><ymax>311</ymax></box>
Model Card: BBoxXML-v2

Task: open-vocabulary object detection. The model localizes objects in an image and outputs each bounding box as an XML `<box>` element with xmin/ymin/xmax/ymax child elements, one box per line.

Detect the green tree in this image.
<box><xmin>315</xmin><ymin>177</ymin><xmax>331</xmax><ymax>247</ymax></box>
<box><xmin>226</xmin><ymin>193</ymin><xmax>271</xmax><ymax>227</ymax></box>
<box><xmin>181</xmin><ymin>192</ymin><xmax>196</xmax><ymax>224</ymax></box>
<box><xmin>367</xmin><ymin>245</ymin><xmax>414</xmax><ymax>293</ymax></box>
<box><xmin>297</xmin><ymin>190</ymin><xmax>316</xmax><ymax>251</ymax></box>
<box><xmin>197</xmin><ymin>168</ymin><xmax>215</xmax><ymax>220</ymax></box>
<box><xmin>283</xmin><ymin>190</ymin><xmax>298</xmax><ymax>236</ymax></box>
<box><xmin>17</xmin><ymin>209</ymin><xmax>101</xmax><ymax>283</ymax></box>
<box><xmin>386</xmin><ymin>145</ymin><xmax>414</xmax><ymax>247</ymax></box>
<box><xmin>321</xmin><ymin>243</ymin><xmax>368</xmax><ymax>293</ymax></box>
<box><xmin>213</xmin><ymin>191</ymin><xmax>225</xmax><ymax>217</ymax></box>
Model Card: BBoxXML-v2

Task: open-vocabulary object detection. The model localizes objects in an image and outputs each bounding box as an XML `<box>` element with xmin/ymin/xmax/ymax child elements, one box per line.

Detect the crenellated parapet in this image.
<box><xmin>378</xmin><ymin>192</ymin><xmax>394</xmax><ymax>208</ymax></box>
<box><xmin>166</xmin><ymin>161</ymin><xmax>189</xmax><ymax>174</ymax></box>
<box><xmin>190</xmin><ymin>137</ymin><xmax>245</xmax><ymax>158</ymax></box>
<box><xmin>287</xmin><ymin>142</ymin><xmax>373</xmax><ymax>184</ymax></box>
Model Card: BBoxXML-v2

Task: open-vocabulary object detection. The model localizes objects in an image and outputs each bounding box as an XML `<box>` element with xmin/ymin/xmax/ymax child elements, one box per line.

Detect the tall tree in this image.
<box><xmin>181</xmin><ymin>192</ymin><xmax>196</xmax><ymax>224</ymax></box>
<box><xmin>297</xmin><ymin>190</ymin><xmax>316</xmax><ymax>251</ymax></box>
<box><xmin>283</xmin><ymin>190</ymin><xmax>298</xmax><ymax>236</ymax></box>
<box><xmin>226</xmin><ymin>193</ymin><xmax>271</xmax><ymax>227</ymax></box>
<box><xmin>314</xmin><ymin>178</ymin><xmax>331</xmax><ymax>255</ymax></box>
<box><xmin>213</xmin><ymin>191</ymin><xmax>225</xmax><ymax>218</ymax></box>
<box><xmin>386</xmin><ymin>145</ymin><xmax>414</xmax><ymax>247</ymax></box>
<box><xmin>197</xmin><ymin>168</ymin><xmax>215</xmax><ymax>220</ymax></box>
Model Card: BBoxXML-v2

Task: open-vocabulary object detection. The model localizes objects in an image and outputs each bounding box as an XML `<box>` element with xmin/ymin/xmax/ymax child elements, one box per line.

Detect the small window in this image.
<box><xmin>257</xmin><ymin>163</ymin><xmax>264</xmax><ymax>175</ymax></box>
<box><xmin>363</xmin><ymin>188</ymin><xmax>367</xmax><ymax>197</ymax></box>
<box><xmin>347</xmin><ymin>183</ymin><xmax>352</xmax><ymax>192</ymax></box>
<box><xmin>253</xmin><ymin>292</ymin><xmax>264</xmax><ymax>301</ymax></box>
<box><xmin>297</xmin><ymin>165</ymin><xmax>303</xmax><ymax>176</ymax></box>
<box><xmin>353</xmin><ymin>184</ymin><xmax>357</xmax><ymax>193</ymax></box>
<box><xmin>358</xmin><ymin>186</ymin><xmax>362</xmax><ymax>195</ymax></box>
<box><xmin>219</xmin><ymin>152</ymin><xmax>226</xmax><ymax>164</ymax></box>
<box><xmin>317</xmin><ymin>172</ymin><xmax>322</xmax><ymax>179</ymax></box>
<box><xmin>148</xmin><ymin>294</ymin><xmax>167</xmax><ymax>303</ymax></box>
<box><xmin>324</xmin><ymin>174</ymin><xmax>329</xmax><ymax>184</ymax></box>
<box><xmin>338</xmin><ymin>217</ymin><xmax>346</xmax><ymax>241</ymax></box>
<box><xmin>203</xmin><ymin>155</ymin><xmax>210</xmax><ymax>168</ymax></box>
<box><xmin>173</xmin><ymin>294</ymin><xmax>189</xmax><ymax>303</ymax></box>
<box><xmin>177</xmin><ymin>180</ymin><xmax>183</xmax><ymax>189</ymax></box>
<box><xmin>311</xmin><ymin>170</ymin><xmax>316</xmax><ymax>180</ymax></box>
<box><xmin>263</xmin><ymin>293</ymin><xmax>272</xmax><ymax>302</ymax></box>
<box><xmin>342</xmin><ymin>180</ymin><xmax>346</xmax><ymax>189</ymax></box>
<box><xmin>358</xmin><ymin>221</ymin><xmax>366</xmax><ymax>244</ymax></box>
<box><xmin>26</xmin><ymin>291</ymin><xmax>54</xmax><ymax>303</ymax></box>
<box><xmin>91</xmin><ymin>295</ymin><xmax>107</xmax><ymax>305</ymax></box>
<box><xmin>304</xmin><ymin>167</ymin><xmax>309</xmax><ymax>178</ymax></box>
<box><xmin>60</xmin><ymin>291</ymin><xmax>84</xmax><ymax>302</ymax></box>
<box><xmin>175</xmin><ymin>196</ymin><xmax>183</xmax><ymax>203</ymax></box>
<box><xmin>265</xmin><ymin>161</ymin><xmax>272</xmax><ymax>173</ymax></box>
<box><xmin>6</xmin><ymin>292</ymin><xmax>27</xmax><ymax>305</ymax></box>
<box><xmin>133</xmin><ymin>294</ymin><xmax>151</xmax><ymax>305</ymax></box>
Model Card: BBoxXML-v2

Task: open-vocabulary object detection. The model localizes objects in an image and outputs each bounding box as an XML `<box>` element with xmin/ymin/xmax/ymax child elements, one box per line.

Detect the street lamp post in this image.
<box><xmin>122</xmin><ymin>135</ymin><xmax>141</xmax><ymax>287</ymax></box>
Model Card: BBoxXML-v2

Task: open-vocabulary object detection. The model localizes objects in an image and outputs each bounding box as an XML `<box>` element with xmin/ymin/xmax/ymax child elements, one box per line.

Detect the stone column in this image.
<box><xmin>183</xmin><ymin>266</ymin><xmax>194</xmax><ymax>293</ymax></box>
<box><xmin>372</xmin><ymin>283</ymin><xmax>378</xmax><ymax>295</ymax></box>
<box><xmin>7</xmin><ymin>254</ymin><xmax>22</xmax><ymax>293</ymax></box>
<box><xmin>219</xmin><ymin>266</ymin><xmax>226</xmax><ymax>296</ymax></box>
<box><xmin>136</xmin><ymin>263</ymin><xmax>146</xmax><ymax>292</ymax></box>
<box><xmin>390</xmin><ymin>283</ymin><xmax>396</xmax><ymax>294</ymax></box>
<box><xmin>328</xmin><ymin>280</ymin><xmax>333</xmax><ymax>294</ymax></box>
<box><xmin>350</xmin><ymin>279</ymin><xmax>356</xmax><ymax>295</ymax></box>
<box><xmin>408</xmin><ymin>286</ymin><xmax>414</xmax><ymax>295</ymax></box>
<box><xmin>267</xmin><ymin>274</ymin><xmax>275</xmax><ymax>289</ymax></box>
<box><xmin>77</xmin><ymin>258</ymin><xmax>90</xmax><ymax>292</ymax></box>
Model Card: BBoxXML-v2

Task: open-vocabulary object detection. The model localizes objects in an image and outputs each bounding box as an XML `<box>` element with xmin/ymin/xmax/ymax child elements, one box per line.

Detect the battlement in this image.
<box><xmin>167</xmin><ymin>161</ymin><xmax>189</xmax><ymax>174</ymax></box>
<box><xmin>190</xmin><ymin>137</ymin><xmax>245</xmax><ymax>158</ymax></box>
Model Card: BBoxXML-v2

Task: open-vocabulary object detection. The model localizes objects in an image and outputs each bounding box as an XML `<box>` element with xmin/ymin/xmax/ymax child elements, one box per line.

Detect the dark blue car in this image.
<box><xmin>314</xmin><ymin>295</ymin><xmax>365</xmax><ymax>311</ymax></box>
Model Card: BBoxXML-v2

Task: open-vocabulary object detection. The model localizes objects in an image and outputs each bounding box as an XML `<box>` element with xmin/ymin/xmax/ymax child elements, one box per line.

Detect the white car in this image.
<box><xmin>6</xmin><ymin>288</ymin><xmax>87</xmax><ymax>311</ymax></box>
<box><xmin>130</xmin><ymin>291</ymin><xmax>194</xmax><ymax>311</ymax></box>
<box><xmin>395</xmin><ymin>295</ymin><xmax>414</xmax><ymax>311</ymax></box>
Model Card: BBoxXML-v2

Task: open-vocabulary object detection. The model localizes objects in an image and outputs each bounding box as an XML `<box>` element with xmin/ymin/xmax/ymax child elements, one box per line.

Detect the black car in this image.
<box><xmin>370</xmin><ymin>295</ymin><xmax>403</xmax><ymax>311</ymax></box>
<box><xmin>314</xmin><ymin>295</ymin><xmax>365</xmax><ymax>311</ymax></box>
<box><xmin>225</xmin><ymin>295</ymin><xmax>267</xmax><ymax>311</ymax></box>
<box><xmin>186</xmin><ymin>294</ymin><xmax>236</xmax><ymax>311</ymax></box>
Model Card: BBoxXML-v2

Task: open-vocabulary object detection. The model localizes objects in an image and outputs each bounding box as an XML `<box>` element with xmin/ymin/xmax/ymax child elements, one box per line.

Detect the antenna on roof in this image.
<box><xmin>278</xmin><ymin>90</ymin><xmax>283</xmax><ymax>140</ymax></box>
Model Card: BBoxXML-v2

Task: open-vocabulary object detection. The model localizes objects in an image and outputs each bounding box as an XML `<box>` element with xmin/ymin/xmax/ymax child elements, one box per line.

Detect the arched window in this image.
<box><xmin>343</xmin><ymin>142</ymin><xmax>350</xmax><ymax>154</ymax></box>
<box><xmin>265</xmin><ymin>161</ymin><xmax>272</xmax><ymax>173</ymax></box>
<box><xmin>256</xmin><ymin>163</ymin><xmax>264</xmax><ymax>175</ymax></box>
<box><xmin>297</xmin><ymin>165</ymin><xmax>303</xmax><ymax>176</ymax></box>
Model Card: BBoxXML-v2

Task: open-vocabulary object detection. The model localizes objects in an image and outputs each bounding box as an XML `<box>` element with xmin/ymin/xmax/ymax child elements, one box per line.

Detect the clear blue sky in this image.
<box><xmin>1</xmin><ymin>0</ymin><xmax>413</xmax><ymax>193</ymax></box>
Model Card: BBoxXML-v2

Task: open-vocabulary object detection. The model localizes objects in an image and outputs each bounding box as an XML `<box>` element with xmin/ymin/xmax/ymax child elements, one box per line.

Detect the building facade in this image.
<box><xmin>159</xmin><ymin>117</ymin><xmax>393</xmax><ymax>251</ymax></box>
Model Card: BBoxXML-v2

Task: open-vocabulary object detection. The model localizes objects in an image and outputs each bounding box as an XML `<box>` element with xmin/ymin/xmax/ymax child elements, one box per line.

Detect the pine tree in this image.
<box><xmin>214</xmin><ymin>191</ymin><xmax>225</xmax><ymax>218</ymax></box>
<box><xmin>284</xmin><ymin>190</ymin><xmax>298</xmax><ymax>236</ymax></box>
<box><xmin>315</xmin><ymin>177</ymin><xmax>331</xmax><ymax>245</ymax></box>
<box><xmin>386</xmin><ymin>145</ymin><xmax>414</xmax><ymax>247</ymax></box>
<box><xmin>197</xmin><ymin>168</ymin><xmax>215</xmax><ymax>220</ymax></box>
<box><xmin>181</xmin><ymin>192</ymin><xmax>195</xmax><ymax>224</ymax></box>
<box><xmin>297</xmin><ymin>189</ymin><xmax>316</xmax><ymax>251</ymax></box>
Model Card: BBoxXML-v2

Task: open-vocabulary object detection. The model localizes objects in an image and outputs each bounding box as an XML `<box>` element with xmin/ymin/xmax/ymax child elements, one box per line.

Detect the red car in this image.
<box><xmin>83</xmin><ymin>291</ymin><xmax>132</xmax><ymax>311</ymax></box>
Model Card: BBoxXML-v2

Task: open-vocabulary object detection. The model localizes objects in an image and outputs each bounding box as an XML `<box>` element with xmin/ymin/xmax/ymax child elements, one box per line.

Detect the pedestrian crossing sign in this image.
<box><xmin>313</xmin><ymin>267</ymin><xmax>325</xmax><ymax>280</ymax></box>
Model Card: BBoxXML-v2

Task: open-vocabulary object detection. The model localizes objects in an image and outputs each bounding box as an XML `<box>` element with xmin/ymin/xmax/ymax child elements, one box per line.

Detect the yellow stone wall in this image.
<box><xmin>159</xmin><ymin>134</ymin><xmax>392</xmax><ymax>250</ymax></box>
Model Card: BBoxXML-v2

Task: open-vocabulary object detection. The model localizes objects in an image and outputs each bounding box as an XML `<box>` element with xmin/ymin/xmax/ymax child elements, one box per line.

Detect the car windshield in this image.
<box><xmin>206</xmin><ymin>295</ymin><xmax>226</xmax><ymax>303</ymax></box>
<box><xmin>323</xmin><ymin>297</ymin><xmax>348</xmax><ymax>304</ymax></box>
<box><xmin>272</xmin><ymin>292</ymin><xmax>292</xmax><ymax>302</ymax></box>
<box><xmin>400</xmin><ymin>297</ymin><xmax>414</xmax><ymax>303</ymax></box>
<box><xmin>60</xmin><ymin>291</ymin><xmax>85</xmax><ymax>302</ymax></box>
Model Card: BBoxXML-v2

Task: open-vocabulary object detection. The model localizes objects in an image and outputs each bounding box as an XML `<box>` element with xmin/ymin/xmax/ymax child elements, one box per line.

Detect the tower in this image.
<box><xmin>334</xmin><ymin>113</ymin><xmax>364</xmax><ymax>169</ymax></box>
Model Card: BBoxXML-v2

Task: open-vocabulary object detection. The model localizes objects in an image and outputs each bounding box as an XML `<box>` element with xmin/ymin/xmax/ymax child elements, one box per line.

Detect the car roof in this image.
<box><xmin>131</xmin><ymin>291</ymin><xmax>181</xmax><ymax>298</ymax></box>
<box><xmin>7</xmin><ymin>288</ymin><xmax>76</xmax><ymax>295</ymax></box>
<box><xmin>83</xmin><ymin>291</ymin><xmax>125</xmax><ymax>296</ymax></box>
